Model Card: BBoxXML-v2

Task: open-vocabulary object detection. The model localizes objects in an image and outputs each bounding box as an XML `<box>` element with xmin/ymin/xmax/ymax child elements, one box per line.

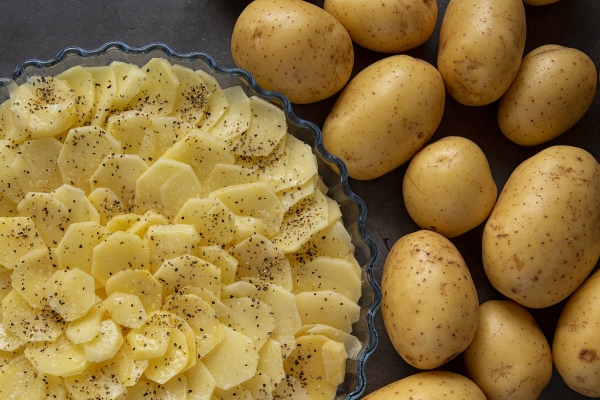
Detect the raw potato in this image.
<box><xmin>402</xmin><ymin>136</ymin><xmax>497</xmax><ymax>238</ymax></box>
<box><xmin>381</xmin><ymin>230</ymin><xmax>479</xmax><ymax>369</ymax></box>
<box><xmin>363</xmin><ymin>371</ymin><xmax>486</xmax><ymax>399</ymax></box>
<box><xmin>553</xmin><ymin>268</ymin><xmax>600</xmax><ymax>397</ymax></box>
<box><xmin>231</xmin><ymin>0</ymin><xmax>353</xmax><ymax>104</ymax></box>
<box><xmin>322</xmin><ymin>55</ymin><xmax>445</xmax><ymax>180</ymax></box>
<box><xmin>437</xmin><ymin>0</ymin><xmax>526</xmax><ymax>106</ymax></box>
<box><xmin>323</xmin><ymin>0</ymin><xmax>437</xmax><ymax>53</ymax></box>
<box><xmin>498</xmin><ymin>45</ymin><xmax>598</xmax><ymax>146</ymax></box>
<box><xmin>482</xmin><ymin>145</ymin><xmax>600</xmax><ymax>308</ymax></box>
<box><xmin>463</xmin><ymin>300</ymin><xmax>552</xmax><ymax>400</ymax></box>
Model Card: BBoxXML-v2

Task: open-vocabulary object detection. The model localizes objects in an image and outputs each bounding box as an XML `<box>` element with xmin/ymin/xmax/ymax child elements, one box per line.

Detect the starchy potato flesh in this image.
<box><xmin>0</xmin><ymin>59</ymin><xmax>363</xmax><ymax>400</ymax></box>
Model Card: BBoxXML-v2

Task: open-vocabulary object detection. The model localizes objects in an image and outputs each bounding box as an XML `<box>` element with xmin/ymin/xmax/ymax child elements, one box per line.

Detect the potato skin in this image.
<box><xmin>403</xmin><ymin>136</ymin><xmax>497</xmax><ymax>238</ymax></box>
<box><xmin>482</xmin><ymin>145</ymin><xmax>600</xmax><ymax>308</ymax></box>
<box><xmin>381</xmin><ymin>230</ymin><xmax>479</xmax><ymax>370</ymax></box>
<box><xmin>553</xmin><ymin>268</ymin><xmax>600</xmax><ymax>397</ymax></box>
<box><xmin>363</xmin><ymin>371</ymin><xmax>486</xmax><ymax>400</ymax></box>
<box><xmin>437</xmin><ymin>0</ymin><xmax>526</xmax><ymax>106</ymax></box>
<box><xmin>322</xmin><ymin>55</ymin><xmax>445</xmax><ymax>180</ymax></box>
<box><xmin>463</xmin><ymin>300</ymin><xmax>553</xmax><ymax>400</ymax></box>
<box><xmin>498</xmin><ymin>45</ymin><xmax>597</xmax><ymax>146</ymax></box>
<box><xmin>323</xmin><ymin>0</ymin><xmax>437</xmax><ymax>53</ymax></box>
<box><xmin>230</xmin><ymin>0</ymin><xmax>353</xmax><ymax>104</ymax></box>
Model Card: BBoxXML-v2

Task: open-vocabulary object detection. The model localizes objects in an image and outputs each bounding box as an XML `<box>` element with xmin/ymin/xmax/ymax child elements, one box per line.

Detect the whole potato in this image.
<box><xmin>323</xmin><ymin>0</ymin><xmax>437</xmax><ymax>53</ymax></box>
<box><xmin>403</xmin><ymin>136</ymin><xmax>497</xmax><ymax>238</ymax></box>
<box><xmin>553</xmin><ymin>268</ymin><xmax>600</xmax><ymax>397</ymax></box>
<box><xmin>463</xmin><ymin>300</ymin><xmax>553</xmax><ymax>400</ymax></box>
<box><xmin>230</xmin><ymin>0</ymin><xmax>353</xmax><ymax>104</ymax></box>
<box><xmin>437</xmin><ymin>0</ymin><xmax>526</xmax><ymax>106</ymax></box>
<box><xmin>363</xmin><ymin>371</ymin><xmax>486</xmax><ymax>400</ymax></box>
<box><xmin>498</xmin><ymin>45</ymin><xmax>597</xmax><ymax>146</ymax></box>
<box><xmin>482</xmin><ymin>145</ymin><xmax>600</xmax><ymax>308</ymax></box>
<box><xmin>381</xmin><ymin>230</ymin><xmax>479</xmax><ymax>370</ymax></box>
<box><xmin>322</xmin><ymin>55</ymin><xmax>445</xmax><ymax>180</ymax></box>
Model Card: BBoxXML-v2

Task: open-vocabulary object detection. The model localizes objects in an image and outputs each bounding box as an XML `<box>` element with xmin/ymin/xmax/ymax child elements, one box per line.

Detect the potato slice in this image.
<box><xmin>105</xmin><ymin>212</ymin><xmax>141</xmax><ymax>233</ymax></box>
<box><xmin>321</xmin><ymin>338</ymin><xmax>347</xmax><ymax>385</ymax></box>
<box><xmin>201</xmin><ymin>163</ymin><xmax>259</xmax><ymax>195</ymax></box>
<box><xmin>213</xmin><ymin>384</ymin><xmax>253</xmax><ymax>400</ymax></box>
<box><xmin>201</xmin><ymin>325</ymin><xmax>258</xmax><ymax>390</ymax></box>
<box><xmin>208</xmin><ymin>86</ymin><xmax>251</xmax><ymax>142</ymax></box>
<box><xmin>291</xmin><ymin>256</ymin><xmax>362</xmax><ymax>303</ymax></box>
<box><xmin>177</xmin><ymin>285</ymin><xmax>230</xmax><ymax>318</ymax></box>
<box><xmin>42</xmin><ymin>374</ymin><xmax>69</xmax><ymax>400</ymax></box>
<box><xmin>88</xmin><ymin>187</ymin><xmax>126</xmax><ymax>224</ymax></box>
<box><xmin>134</xmin><ymin>158</ymin><xmax>198</xmax><ymax>215</ymax></box>
<box><xmin>174</xmin><ymin>198</ymin><xmax>235</xmax><ymax>246</ymax></box>
<box><xmin>45</xmin><ymin>268</ymin><xmax>96</xmax><ymax>321</ymax></box>
<box><xmin>196</xmin><ymin>245</ymin><xmax>238</xmax><ymax>285</ymax></box>
<box><xmin>0</xmin><ymin>99</ymin><xmax>28</xmax><ymax>145</ymax></box>
<box><xmin>10</xmin><ymin>76</ymin><xmax>76</xmax><ymax>138</ymax></box>
<box><xmin>11</xmin><ymin>248</ymin><xmax>56</xmax><ymax>309</ymax></box>
<box><xmin>153</xmin><ymin>254</ymin><xmax>221</xmax><ymax>298</ymax></box>
<box><xmin>82</xmin><ymin>319</ymin><xmax>124</xmax><ymax>362</ymax></box>
<box><xmin>57</xmin><ymin>125</ymin><xmax>121</xmax><ymax>194</ymax></box>
<box><xmin>242</xmin><ymin>370</ymin><xmax>273</xmax><ymax>399</ymax></box>
<box><xmin>0</xmin><ymin>321</ymin><xmax>25</xmax><ymax>352</ymax></box>
<box><xmin>124</xmin><ymin>377</ymin><xmax>157</xmax><ymax>399</ymax></box>
<box><xmin>295</xmin><ymin>324</ymin><xmax>361</xmax><ymax>360</ymax></box>
<box><xmin>231</xmin><ymin>215</ymin><xmax>269</xmax><ymax>244</ymax></box>
<box><xmin>55</xmin><ymin>221</ymin><xmax>111</xmax><ymax>275</ymax></box>
<box><xmin>125</xmin><ymin>311</ymin><xmax>171</xmax><ymax>361</ymax></box>
<box><xmin>144</xmin><ymin>224</ymin><xmax>200</xmax><ymax>273</ymax></box>
<box><xmin>162</xmin><ymin>129</ymin><xmax>234</xmax><ymax>180</ymax></box>
<box><xmin>159</xmin><ymin>167</ymin><xmax>203</xmax><ymax>219</ymax></box>
<box><xmin>17</xmin><ymin>192</ymin><xmax>70</xmax><ymax>247</ymax></box>
<box><xmin>144</xmin><ymin>324</ymin><xmax>189</xmax><ymax>385</ymax></box>
<box><xmin>110</xmin><ymin>61</ymin><xmax>147</xmax><ymax>109</ymax></box>
<box><xmin>57</xmin><ymin>65</ymin><xmax>95</xmax><ymax>125</ymax></box>
<box><xmin>126</xmin><ymin>210</ymin><xmax>168</xmax><ymax>238</ymax></box>
<box><xmin>184</xmin><ymin>360</ymin><xmax>216</xmax><ymax>400</ymax></box>
<box><xmin>2</xmin><ymin>289</ymin><xmax>65</xmax><ymax>342</ymax></box>
<box><xmin>196</xmin><ymin>69</ymin><xmax>228</xmax><ymax>130</ymax></box>
<box><xmin>87</xmin><ymin>65</ymin><xmax>118</xmax><ymax>127</ymax></box>
<box><xmin>220</xmin><ymin>296</ymin><xmax>275</xmax><ymax>351</ymax></box>
<box><xmin>296</xmin><ymin>290</ymin><xmax>360</xmax><ymax>334</ymax></box>
<box><xmin>231</xmin><ymin>96</ymin><xmax>286</xmax><ymax>157</ymax></box>
<box><xmin>128</xmin><ymin>58</ymin><xmax>179</xmax><ymax>116</ymax></box>
<box><xmin>230</xmin><ymin>233</ymin><xmax>293</xmax><ymax>291</ymax></box>
<box><xmin>271</xmin><ymin>374</ymin><xmax>312</xmax><ymax>400</ymax></box>
<box><xmin>156</xmin><ymin>374</ymin><xmax>188</xmax><ymax>400</ymax></box>
<box><xmin>0</xmin><ymin>141</ymin><xmax>22</xmax><ymax>214</ymax></box>
<box><xmin>0</xmin><ymin>217</ymin><xmax>46</xmax><ymax>268</ymax></box>
<box><xmin>257</xmin><ymin>338</ymin><xmax>286</xmax><ymax>388</ymax></box>
<box><xmin>24</xmin><ymin>334</ymin><xmax>88</xmax><ymax>377</ymax></box>
<box><xmin>209</xmin><ymin>182</ymin><xmax>283</xmax><ymax>237</ymax></box>
<box><xmin>105</xmin><ymin>269</ymin><xmax>162</xmax><ymax>314</ymax></box>
<box><xmin>51</xmin><ymin>184</ymin><xmax>100</xmax><ymax>224</ymax></box>
<box><xmin>241</xmin><ymin>278</ymin><xmax>302</xmax><ymax>337</ymax></box>
<box><xmin>113</xmin><ymin>344</ymin><xmax>149</xmax><ymax>387</ymax></box>
<box><xmin>11</xmin><ymin>137</ymin><xmax>63</xmax><ymax>193</ymax></box>
<box><xmin>0</xmin><ymin>356</ymin><xmax>47</xmax><ymax>399</ymax></box>
<box><xmin>64</xmin><ymin>358</ymin><xmax>126</xmax><ymax>400</ymax></box>
<box><xmin>91</xmin><ymin>230</ymin><xmax>150</xmax><ymax>287</ymax></box>
<box><xmin>138</xmin><ymin>116</ymin><xmax>194</xmax><ymax>166</ymax></box>
<box><xmin>283</xmin><ymin>334</ymin><xmax>339</xmax><ymax>400</ymax></box>
<box><xmin>163</xmin><ymin>292</ymin><xmax>223</xmax><ymax>357</ymax></box>
<box><xmin>91</xmin><ymin>153</ymin><xmax>148</xmax><ymax>210</ymax></box>
<box><xmin>104</xmin><ymin>292</ymin><xmax>147</xmax><ymax>329</ymax></box>
<box><xmin>171</xmin><ymin>64</ymin><xmax>210</xmax><ymax>125</ymax></box>
<box><xmin>65</xmin><ymin>300</ymin><xmax>105</xmax><ymax>344</ymax></box>
<box><xmin>277</xmin><ymin>175</ymin><xmax>317</xmax><ymax>211</ymax></box>
<box><xmin>275</xmin><ymin>135</ymin><xmax>318</xmax><ymax>192</ymax></box>
<box><xmin>106</xmin><ymin>110</ymin><xmax>152</xmax><ymax>154</ymax></box>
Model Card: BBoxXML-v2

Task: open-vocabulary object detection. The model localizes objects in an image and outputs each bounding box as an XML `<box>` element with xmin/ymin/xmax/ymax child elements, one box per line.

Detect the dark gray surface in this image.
<box><xmin>0</xmin><ymin>1</ymin><xmax>598</xmax><ymax>398</ymax></box>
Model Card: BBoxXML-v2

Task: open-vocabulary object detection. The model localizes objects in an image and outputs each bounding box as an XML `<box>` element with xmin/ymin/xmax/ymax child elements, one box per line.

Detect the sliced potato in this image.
<box><xmin>55</xmin><ymin>221</ymin><xmax>111</xmax><ymax>275</ymax></box>
<box><xmin>103</xmin><ymin>292</ymin><xmax>147</xmax><ymax>329</ymax></box>
<box><xmin>91</xmin><ymin>153</ymin><xmax>148</xmax><ymax>210</ymax></box>
<box><xmin>110</xmin><ymin>61</ymin><xmax>147</xmax><ymax>109</ymax></box>
<box><xmin>24</xmin><ymin>334</ymin><xmax>88</xmax><ymax>377</ymax></box>
<box><xmin>81</xmin><ymin>319</ymin><xmax>124</xmax><ymax>362</ymax></box>
<box><xmin>153</xmin><ymin>254</ymin><xmax>221</xmax><ymax>298</ymax></box>
<box><xmin>175</xmin><ymin>198</ymin><xmax>235</xmax><ymax>246</ymax></box>
<box><xmin>196</xmin><ymin>69</ymin><xmax>228</xmax><ymax>130</ymax></box>
<box><xmin>57</xmin><ymin>65</ymin><xmax>95</xmax><ymax>126</ymax></box>
<box><xmin>291</xmin><ymin>256</ymin><xmax>361</xmax><ymax>303</ymax></box>
<box><xmin>17</xmin><ymin>191</ymin><xmax>70</xmax><ymax>247</ymax></box>
<box><xmin>0</xmin><ymin>356</ymin><xmax>47</xmax><ymax>399</ymax></box>
<box><xmin>295</xmin><ymin>290</ymin><xmax>360</xmax><ymax>334</ymax></box>
<box><xmin>45</xmin><ymin>268</ymin><xmax>96</xmax><ymax>321</ymax></box>
<box><xmin>171</xmin><ymin>64</ymin><xmax>210</xmax><ymax>125</ymax></box>
<box><xmin>144</xmin><ymin>325</ymin><xmax>189</xmax><ymax>384</ymax></box>
<box><xmin>106</xmin><ymin>110</ymin><xmax>152</xmax><ymax>154</ymax></box>
<box><xmin>11</xmin><ymin>137</ymin><xmax>63</xmax><ymax>193</ymax></box>
<box><xmin>87</xmin><ymin>65</ymin><xmax>118</xmax><ymax>127</ymax></box>
<box><xmin>220</xmin><ymin>296</ymin><xmax>275</xmax><ymax>351</ymax></box>
<box><xmin>63</xmin><ymin>358</ymin><xmax>126</xmax><ymax>400</ymax></box>
<box><xmin>143</xmin><ymin>224</ymin><xmax>201</xmax><ymax>273</ymax></box>
<box><xmin>105</xmin><ymin>269</ymin><xmax>162</xmax><ymax>314</ymax></box>
<box><xmin>208</xmin><ymin>86</ymin><xmax>251</xmax><ymax>142</ymax></box>
<box><xmin>11</xmin><ymin>248</ymin><xmax>57</xmax><ymax>309</ymax></box>
<box><xmin>128</xmin><ymin>58</ymin><xmax>179</xmax><ymax>116</ymax></box>
<box><xmin>65</xmin><ymin>300</ymin><xmax>105</xmax><ymax>344</ymax></box>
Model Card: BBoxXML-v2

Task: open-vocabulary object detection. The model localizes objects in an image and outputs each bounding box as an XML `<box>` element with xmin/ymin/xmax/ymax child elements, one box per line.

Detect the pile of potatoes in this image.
<box><xmin>230</xmin><ymin>0</ymin><xmax>600</xmax><ymax>399</ymax></box>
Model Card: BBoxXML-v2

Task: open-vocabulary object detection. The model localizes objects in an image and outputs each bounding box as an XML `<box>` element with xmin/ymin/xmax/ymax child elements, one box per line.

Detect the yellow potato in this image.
<box><xmin>498</xmin><ymin>45</ymin><xmax>597</xmax><ymax>146</ymax></box>
<box><xmin>553</xmin><ymin>268</ymin><xmax>600</xmax><ymax>397</ymax></box>
<box><xmin>323</xmin><ymin>0</ymin><xmax>437</xmax><ymax>53</ymax></box>
<box><xmin>463</xmin><ymin>300</ymin><xmax>552</xmax><ymax>400</ymax></box>
<box><xmin>482</xmin><ymin>145</ymin><xmax>600</xmax><ymax>308</ymax></box>
<box><xmin>381</xmin><ymin>230</ymin><xmax>479</xmax><ymax>369</ymax></box>
<box><xmin>437</xmin><ymin>0</ymin><xmax>526</xmax><ymax>106</ymax></box>
<box><xmin>231</xmin><ymin>0</ymin><xmax>353</xmax><ymax>104</ymax></box>
<box><xmin>403</xmin><ymin>136</ymin><xmax>497</xmax><ymax>238</ymax></box>
<box><xmin>363</xmin><ymin>371</ymin><xmax>486</xmax><ymax>399</ymax></box>
<box><xmin>322</xmin><ymin>55</ymin><xmax>445</xmax><ymax>180</ymax></box>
